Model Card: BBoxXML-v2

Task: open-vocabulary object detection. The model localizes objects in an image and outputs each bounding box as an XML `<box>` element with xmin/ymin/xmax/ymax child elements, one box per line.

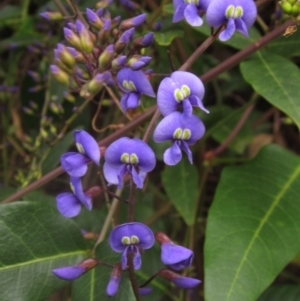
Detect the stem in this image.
<box><xmin>139</xmin><ymin>272</ymin><xmax>159</xmax><ymax>288</ymax></box>
<box><xmin>127</xmin><ymin>180</ymin><xmax>137</xmax><ymax>222</ymax></box>
<box><xmin>127</xmin><ymin>255</ymin><xmax>141</xmax><ymax>301</ymax></box>
<box><xmin>142</xmin><ymin>109</ymin><xmax>161</xmax><ymax>142</ymax></box>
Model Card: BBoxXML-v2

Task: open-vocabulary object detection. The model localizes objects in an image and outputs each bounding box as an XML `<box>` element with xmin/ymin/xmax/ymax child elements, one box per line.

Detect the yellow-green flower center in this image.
<box><xmin>225</xmin><ymin>5</ymin><xmax>243</xmax><ymax>19</ymax></box>
<box><xmin>121</xmin><ymin>236</ymin><xmax>131</xmax><ymax>245</ymax></box>
<box><xmin>174</xmin><ymin>85</ymin><xmax>191</xmax><ymax>102</ymax></box>
<box><xmin>76</xmin><ymin>142</ymin><xmax>85</xmax><ymax>154</ymax></box>
<box><xmin>184</xmin><ymin>0</ymin><xmax>199</xmax><ymax>4</ymax></box>
<box><xmin>173</xmin><ymin>128</ymin><xmax>191</xmax><ymax>140</ymax></box>
<box><xmin>121</xmin><ymin>153</ymin><xmax>139</xmax><ymax>164</ymax></box>
<box><xmin>122</xmin><ymin>80</ymin><xmax>136</xmax><ymax>92</ymax></box>
<box><xmin>121</xmin><ymin>235</ymin><xmax>140</xmax><ymax>245</ymax></box>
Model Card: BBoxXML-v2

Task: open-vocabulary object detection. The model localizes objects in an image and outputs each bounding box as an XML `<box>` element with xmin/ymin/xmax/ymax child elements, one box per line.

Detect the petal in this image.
<box><xmin>189</xmin><ymin>95</ymin><xmax>209</xmax><ymax>114</ymax></box>
<box><xmin>161</xmin><ymin>243</ymin><xmax>194</xmax><ymax>270</ymax></box>
<box><xmin>206</xmin><ymin>0</ymin><xmax>231</xmax><ymax>27</ymax></box>
<box><xmin>121</xmin><ymin>247</ymin><xmax>129</xmax><ymax>269</ymax></box>
<box><xmin>235</xmin><ymin>18</ymin><xmax>249</xmax><ymax>37</ymax></box>
<box><xmin>173</xmin><ymin>3</ymin><xmax>186</xmax><ymax>23</ymax></box>
<box><xmin>109</xmin><ymin>222</ymin><xmax>154</xmax><ymax>252</ymax></box>
<box><xmin>52</xmin><ymin>266</ymin><xmax>85</xmax><ymax>281</ymax></box>
<box><xmin>74</xmin><ymin>130</ymin><xmax>100</xmax><ymax>165</ymax></box>
<box><xmin>240</xmin><ymin>0</ymin><xmax>257</xmax><ymax>28</ymax></box>
<box><xmin>106</xmin><ymin>276</ymin><xmax>121</xmax><ymax>297</ymax></box>
<box><xmin>117</xmin><ymin>165</ymin><xmax>128</xmax><ymax>189</ymax></box>
<box><xmin>163</xmin><ymin>142</ymin><xmax>182</xmax><ymax>166</ymax></box>
<box><xmin>131</xmin><ymin>166</ymin><xmax>143</xmax><ymax>189</ymax></box>
<box><xmin>219</xmin><ymin>18</ymin><xmax>236</xmax><ymax>41</ymax></box>
<box><xmin>182</xmin><ymin>99</ymin><xmax>193</xmax><ymax>119</ymax></box>
<box><xmin>172</xmin><ymin>276</ymin><xmax>201</xmax><ymax>289</ymax></box>
<box><xmin>126</xmin><ymin>92</ymin><xmax>140</xmax><ymax>109</ymax></box>
<box><xmin>184</xmin><ymin>4</ymin><xmax>203</xmax><ymax>27</ymax></box>
<box><xmin>56</xmin><ymin>193</ymin><xmax>81</xmax><ymax>218</ymax></box>
<box><xmin>180</xmin><ymin>141</ymin><xmax>193</xmax><ymax>164</ymax></box>
<box><xmin>117</xmin><ymin>68</ymin><xmax>155</xmax><ymax>97</ymax></box>
<box><xmin>103</xmin><ymin>162</ymin><xmax>120</xmax><ymax>186</ymax></box>
<box><xmin>133</xmin><ymin>247</ymin><xmax>142</xmax><ymax>270</ymax></box>
<box><xmin>182</xmin><ymin>114</ymin><xmax>206</xmax><ymax>144</ymax></box>
<box><xmin>120</xmin><ymin>93</ymin><xmax>129</xmax><ymax>112</ymax></box>
<box><xmin>199</xmin><ymin>0</ymin><xmax>214</xmax><ymax>11</ymax></box>
<box><xmin>70</xmin><ymin>177</ymin><xmax>92</xmax><ymax>210</ymax></box>
<box><xmin>157</xmin><ymin>77</ymin><xmax>179</xmax><ymax>117</ymax></box>
<box><xmin>61</xmin><ymin>152</ymin><xmax>89</xmax><ymax>177</ymax></box>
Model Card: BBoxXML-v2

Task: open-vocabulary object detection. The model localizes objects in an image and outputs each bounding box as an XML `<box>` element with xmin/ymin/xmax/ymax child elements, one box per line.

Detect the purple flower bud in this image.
<box><xmin>206</xmin><ymin>0</ymin><xmax>257</xmax><ymax>41</ymax></box>
<box><xmin>63</xmin><ymin>28</ymin><xmax>82</xmax><ymax>50</ymax></box>
<box><xmin>139</xmin><ymin>288</ymin><xmax>152</xmax><ymax>296</ymax></box>
<box><xmin>96</xmin><ymin>0</ymin><xmax>113</xmax><ymax>8</ymax></box>
<box><xmin>112</xmin><ymin>16</ymin><xmax>121</xmax><ymax>28</ymax></box>
<box><xmin>119</xmin><ymin>13</ymin><xmax>147</xmax><ymax>31</ymax></box>
<box><xmin>106</xmin><ymin>264</ymin><xmax>122</xmax><ymax>297</ymax></box>
<box><xmin>39</xmin><ymin>11</ymin><xmax>63</xmax><ymax>21</ymax></box>
<box><xmin>109</xmin><ymin>222</ymin><xmax>155</xmax><ymax>270</ymax></box>
<box><xmin>50</xmin><ymin>65</ymin><xmax>70</xmax><ymax>86</ymax></box>
<box><xmin>98</xmin><ymin>44</ymin><xmax>115</xmax><ymax>70</ymax></box>
<box><xmin>75</xmin><ymin>19</ymin><xmax>94</xmax><ymax>53</ymax></box>
<box><xmin>119</xmin><ymin>0</ymin><xmax>138</xmax><ymax>10</ymax></box>
<box><xmin>27</xmin><ymin>70</ymin><xmax>41</xmax><ymax>82</ymax></box>
<box><xmin>86</xmin><ymin>8</ymin><xmax>104</xmax><ymax>29</ymax></box>
<box><xmin>112</xmin><ymin>55</ymin><xmax>127</xmax><ymax>70</ymax></box>
<box><xmin>115</xmin><ymin>28</ymin><xmax>135</xmax><ymax>53</ymax></box>
<box><xmin>67</xmin><ymin>22</ymin><xmax>76</xmax><ymax>31</ymax></box>
<box><xmin>66</xmin><ymin>47</ymin><xmax>85</xmax><ymax>63</ymax></box>
<box><xmin>128</xmin><ymin>55</ymin><xmax>151</xmax><ymax>71</ymax></box>
<box><xmin>153</xmin><ymin>21</ymin><xmax>162</xmax><ymax>31</ymax></box>
<box><xmin>56</xmin><ymin>43</ymin><xmax>76</xmax><ymax>68</ymax></box>
<box><xmin>133</xmin><ymin>32</ymin><xmax>154</xmax><ymax>49</ymax></box>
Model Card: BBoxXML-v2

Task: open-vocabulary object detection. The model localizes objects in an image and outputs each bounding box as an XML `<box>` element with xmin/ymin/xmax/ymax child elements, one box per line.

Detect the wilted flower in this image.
<box><xmin>103</xmin><ymin>137</ymin><xmax>156</xmax><ymax>189</ymax></box>
<box><xmin>206</xmin><ymin>0</ymin><xmax>257</xmax><ymax>41</ymax></box>
<box><xmin>117</xmin><ymin>68</ymin><xmax>155</xmax><ymax>112</ymax></box>
<box><xmin>153</xmin><ymin>112</ymin><xmax>205</xmax><ymax>165</ymax></box>
<box><xmin>109</xmin><ymin>222</ymin><xmax>155</xmax><ymax>270</ymax></box>
<box><xmin>157</xmin><ymin>71</ymin><xmax>208</xmax><ymax>119</ymax></box>
<box><xmin>56</xmin><ymin>176</ymin><xmax>92</xmax><ymax>218</ymax></box>
<box><xmin>173</xmin><ymin>0</ymin><xmax>212</xmax><ymax>26</ymax></box>
<box><xmin>61</xmin><ymin>130</ymin><xmax>100</xmax><ymax>177</ymax></box>
<box><xmin>158</xmin><ymin>269</ymin><xmax>201</xmax><ymax>288</ymax></box>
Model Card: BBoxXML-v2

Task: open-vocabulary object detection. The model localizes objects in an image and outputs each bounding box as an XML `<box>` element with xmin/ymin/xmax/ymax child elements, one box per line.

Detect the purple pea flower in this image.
<box><xmin>173</xmin><ymin>0</ymin><xmax>212</xmax><ymax>26</ymax></box>
<box><xmin>109</xmin><ymin>222</ymin><xmax>155</xmax><ymax>270</ymax></box>
<box><xmin>157</xmin><ymin>71</ymin><xmax>208</xmax><ymax>119</ymax></box>
<box><xmin>153</xmin><ymin>112</ymin><xmax>205</xmax><ymax>165</ymax></box>
<box><xmin>106</xmin><ymin>264</ymin><xmax>122</xmax><ymax>297</ymax></box>
<box><xmin>61</xmin><ymin>130</ymin><xmax>100</xmax><ymax>177</ymax></box>
<box><xmin>56</xmin><ymin>176</ymin><xmax>92</xmax><ymax>218</ymax></box>
<box><xmin>117</xmin><ymin>68</ymin><xmax>155</xmax><ymax>112</ymax></box>
<box><xmin>103</xmin><ymin>137</ymin><xmax>156</xmax><ymax>189</ymax></box>
<box><xmin>128</xmin><ymin>55</ymin><xmax>152</xmax><ymax>71</ymax></box>
<box><xmin>206</xmin><ymin>0</ymin><xmax>257</xmax><ymax>41</ymax></box>
<box><xmin>155</xmin><ymin>232</ymin><xmax>194</xmax><ymax>270</ymax></box>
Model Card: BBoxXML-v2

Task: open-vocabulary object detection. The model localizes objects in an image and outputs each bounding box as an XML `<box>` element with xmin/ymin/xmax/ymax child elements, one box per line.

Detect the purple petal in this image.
<box><xmin>182</xmin><ymin>100</ymin><xmax>193</xmax><ymax>119</ymax></box>
<box><xmin>120</xmin><ymin>94</ymin><xmax>129</xmax><ymax>112</ymax></box>
<box><xmin>189</xmin><ymin>95</ymin><xmax>209</xmax><ymax>114</ymax></box>
<box><xmin>235</xmin><ymin>18</ymin><xmax>249</xmax><ymax>37</ymax></box>
<box><xmin>52</xmin><ymin>266</ymin><xmax>85</xmax><ymax>280</ymax></box>
<box><xmin>70</xmin><ymin>177</ymin><xmax>92</xmax><ymax>210</ymax></box>
<box><xmin>117</xmin><ymin>68</ymin><xmax>155</xmax><ymax>97</ymax></box>
<box><xmin>106</xmin><ymin>276</ymin><xmax>121</xmax><ymax>297</ymax></box>
<box><xmin>109</xmin><ymin>222</ymin><xmax>155</xmax><ymax>252</ymax></box>
<box><xmin>161</xmin><ymin>243</ymin><xmax>193</xmax><ymax>270</ymax></box>
<box><xmin>173</xmin><ymin>3</ymin><xmax>186</xmax><ymax>23</ymax></box>
<box><xmin>164</xmin><ymin>142</ymin><xmax>182</xmax><ymax>166</ymax></box>
<box><xmin>131</xmin><ymin>166</ymin><xmax>143</xmax><ymax>188</ymax></box>
<box><xmin>133</xmin><ymin>247</ymin><xmax>142</xmax><ymax>270</ymax></box>
<box><xmin>61</xmin><ymin>152</ymin><xmax>89</xmax><ymax>177</ymax></box>
<box><xmin>74</xmin><ymin>130</ymin><xmax>100</xmax><ymax>165</ymax></box>
<box><xmin>172</xmin><ymin>276</ymin><xmax>201</xmax><ymax>289</ymax></box>
<box><xmin>219</xmin><ymin>18</ymin><xmax>236</xmax><ymax>41</ymax></box>
<box><xmin>184</xmin><ymin>4</ymin><xmax>203</xmax><ymax>27</ymax></box>
<box><xmin>126</xmin><ymin>92</ymin><xmax>140</xmax><ymax>110</ymax></box>
<box><xmin>117</xmin><ymin>165</ymin><xmax>128</xmax><ymax>189</ymax></box>
<box><xmin>103</xmin><ymin>162</ymin><xmax>120</xmax><ymax>185</ymax></box>
<box><xmin>56</xmin><ymin>192</ymin><xmax>81</xmax><ymax>218</ymax></box>
<box><xmin>180</xmin><ymin>141</ymin><xmax>193</xmax><ymax>164</ymax></box>
<box><xmin>240</xmin><ymin>0</ymin><xmax>257</xmax><ymax>28</ymax></box>
<box><xmin>206</xmin><ymin>0</ymin><xmax>229</xmax><ymax>27</ymax></box>
<box><xmin>121</xmin><ymin>247</ymin><xmax>129</xmax><ymax>269</ymax></box>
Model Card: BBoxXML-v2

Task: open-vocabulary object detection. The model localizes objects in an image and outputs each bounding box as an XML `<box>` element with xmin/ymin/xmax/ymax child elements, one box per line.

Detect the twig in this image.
<box><xmin>127</xmin><ymin>180</ymin><xmax>136</xmax><ymax>222</ymax></box>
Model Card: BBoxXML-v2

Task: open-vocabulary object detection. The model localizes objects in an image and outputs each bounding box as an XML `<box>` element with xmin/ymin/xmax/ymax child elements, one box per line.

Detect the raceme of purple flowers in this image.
<box><xmin>172</xmin><ymin>0</ymin><xmax>257</xmax><ymax>41</ymax></box>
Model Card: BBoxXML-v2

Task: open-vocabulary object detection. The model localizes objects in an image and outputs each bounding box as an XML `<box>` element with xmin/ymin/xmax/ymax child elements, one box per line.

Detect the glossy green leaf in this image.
<box><xmin>154</xmin><ymin>30</ymin><xmax>184</xmax><ymax>46</ymax></box>
<box><xmin>204</xmin><ymin>145</ymin><xmax>300</xmax><ymax>301</ymax></box>
<box><xmin>72</xmin><ymin>241</ymin><xmax>136</xmax><ymax>301</ymax></box>
<box><xmin>240</xmin><ymin>51</ymin><xmax>300</xmax><ymax>129</ymax></box>
<box><xmin>162</xmin><ymin>158</ymin><xmax>198</xmax><ymax>225</ymax></box>
<box><xmin>0</xmin><ymin>201</ymin><xmax>86</xmax><ymax>301</ymax></box>
<box><xmin>258</xmin><ymin>285</ymin><xmax>300</xmax><ymax>301</ymax></box>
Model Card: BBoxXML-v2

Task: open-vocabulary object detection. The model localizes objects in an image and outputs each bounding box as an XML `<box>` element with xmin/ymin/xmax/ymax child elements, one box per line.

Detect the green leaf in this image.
<box><xmin>0</xmin><ymin>201</ymin><xmax>86</xmax><ymax>301</ymax></box>
<box><xmin>162</xmin><ymin>3</ymin><xmax>174</xmax><ymax>14</ymax></box>
<box><xmin>204</xmin><ymin>145</ymin><xmax>300</xmax><ymax>301</ymax></box>
<box><xmin>162</xmin><ymin>158</ymin><xmax>198</xmax><ymax>225</ymax></box>
<box><xmin>72</xmin><ymin>241</ymin><xmax>136</xmax><ymax>301</ymax></box>
<box><xmin>154</xmin><ymin>30</ymin><xmax>184</xmax><ymax>46</ymax></box>
<box><xmin>258</xmin><ymin>285</ymin><xmax>300</xmax><ymax>301</ymax></box>
<box><xmin>240</xmin><ymin>51</ymin><xmax>300</xmax><ymax>129</ymax></box>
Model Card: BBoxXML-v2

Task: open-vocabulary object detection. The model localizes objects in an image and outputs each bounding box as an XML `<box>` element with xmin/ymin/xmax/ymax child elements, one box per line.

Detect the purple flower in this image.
<box><xmin>106</xmin><ymin>264</ymin><xmax>122</xmax><ymax>297</ymax></box>
<box><xmin>157</xmin><ymin>71</ymin><xmax>208</xmax><ymax>119</ymax></box>
<box><xmin>173</xmin><ymin>0</ymin><xmax>212</xmax><ymax>26</ymax></box>
<box><xmin>120</xmin><ymin>0</ymin><xmax>138</xmax><ymax>10</ymax></box>
<box><xmin>153</xmin><ymin>112</ymin><xmax>205</xmax><ymax>165</ymax></box>
<box><xmin>155</xmin><ymin>232</ymin><xmax>193</xmax><ymax>270</ymax></box>
<box><xmin>119</xmin><ymin>13</ymin><xmax>147</xmax><ymax>30</ymax></box>
<box><xmin>117</xmin><ymin>68</ymin><xmax>155</xmax><ymax>112</ymax></box>
<box><xmin>206</xmin><ymin>0</ymin><xmax>257</xmax><ymax>41</ymax></box>
<box><xmin>61</xmin><ymin>130</ymin><xmax>100</xmax><ymax>177</ymax></box>
<box><xmin>103</xmin><ymin>137</ymin><xmax>156</xmax><ymax>189</ymax></box>
<box><xmin>56</xmin><ymin>176</ymin><xmax>92</xmax><ymax>218</ymax></box>
<box><xmin>109</xmin><ymin>222</ymin><xmax>155</xmax><ymax>270</ymax></box>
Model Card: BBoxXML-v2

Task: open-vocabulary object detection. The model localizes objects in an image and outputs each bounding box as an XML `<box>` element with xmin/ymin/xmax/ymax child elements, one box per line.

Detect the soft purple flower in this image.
<box><xmin>61</xmin><ymin>130</ymin><xmax>100</xmax><ymax>177</ymax></box>
<box><xmin>103</xmin><ymin>137</ymin><xmax>155</xmax><ymax>189</ymax></box>
<box><xmin>56</xmin><ymin>176</ymin><xmax>92</xmax><ymax>218</ymax></box>
<box><xmin>109</xmin><ymin>222</ymin><xmax>155</xmax><ymax>270</ymax></box>
<box><xmin>173</xmin><ymin>0</ymin><xmax>212</xmax><ymax>26</ymax></box>
<box><xmin>117</xmin><ymin>68</ymin><xmax>155</xmax><ymax>111</ymax></box>
<box><xmin>157</xmin><ymin>71</ymin><xmax>208</xmax><ymax>119</ymax></box>
<box><xmin>106</xmin><ymin>264</ymin><xmax>122</xmax><ymax>297</ymax></box>
<box><xmin>206</xmin><ymin>0</ymin><xmax>257</xmax><ymax>41</ymax></box>
<box><xmin>153</xmin><ymin>112</ymin><xmax>205</xmax><ymax>165</ymax></box>
<box><xmin>52</xmin><ymin>266</ymin><xmax>85</xmax><ymax>280</ymax></box>
<box><xmin>128</xmin><ymin>56</ymin><xmax>152</xmax><ymax>71</ymax></box>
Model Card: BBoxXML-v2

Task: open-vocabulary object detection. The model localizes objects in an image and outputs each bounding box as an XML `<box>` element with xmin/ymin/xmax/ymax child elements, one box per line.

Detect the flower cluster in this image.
<box><xmin>173</xmin><ymin>0</ymin><xmax>257</xmax><ymax>41</ymax></box>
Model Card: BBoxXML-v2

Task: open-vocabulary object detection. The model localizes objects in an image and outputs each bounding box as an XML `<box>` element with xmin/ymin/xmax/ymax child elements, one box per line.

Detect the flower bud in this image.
<box><xmin>63</xmin><ymin>28</ymin><xmax>82</xmax><ymax>50</ymax></box>
<box><xmin>63</xmin><ymin>91</ymin><xmax>76</xmax><ymax>103</ymax></box>
<box><xmin>119</xmin><ymin>13</ymin><xmax>147</xmax><ymax>31</ymax></box>
<box><xmin>29</xmin><ymin>101</ymin><xmax>38</xmax><ymax>110</ymax></box>
<box><xmin>22</xmin><ymin>107</ymin><xmax>34</xmax><ymax>115</ymax></box>
<box><xmin>27</xmin><ymin>70</ymin><xmax>41</xmax><ymax>82</ymax></box>
<box><xmin>86</xmin><ymin>8</ymin><xmax>104</xmax><ymax>29</ymax></box>
<box><xmin>56</xmin><ymin>44</ymin><xmax>76</xmax><ymax>68</ymax></box>
<box><xmin>128</xmin><ymin>55</ymin><xmax>151</xmax><ymax>70</ymax></box>
<box><xmin>98</xmin><ymin>19</ymin><xmax>111</xmax><ymax>43</ymax></box>
<box><xmin>112</xmin><ymin>55</ymin><xmax>127</xmax><ymax>71</ymax></box>
<box><xmin>98</xmin><ymin>44</ymin><xmax>115</xmax><ymax>70</ymax></box>
<box><xmin>39</xmin><ymin>11</ymin><xmax>63</xmax><ymax>21</ymax></box>
<box><xmin>133</xmin><ymin>32</ymin><xmax>154</xmax><ymax>49</ymax></box>
<box><xmin>106</xmin><ymin>263</ymin><xmax>122</xmax><ymax>297</ymax></box>
<box><xmin>155</xmin><ymin>232</ymin><xmax>172</xmax><ymax>244</ymax></box>
<box><xmin>115</xmin><ymin>28</ymin><xmax>135</xmax><ymax>53</ymax></box>
<box><xmin>119</xmin><ymin>0</ymin><xmax>139</xmax><ymax>10</ymax></box>
<box><xmin>80</xmin><ymin>72</ymin><xmax>112</xmax><ymax>98</ymax></box>
<box><xmin>50</xmin><ymin>65</ymin><xmax>69</xmax><ymax>86</ymax></box>
<box><xmin>76</xmin><ymin>20</ymin><xmax>94</xmax><ymax>53</ymax></box>
<box><xmin>85</xmin><ymin>186</ymin><xmax>103</xmax><ymax>198</ymax></box>
<box><xmin>96</xmin><ymin>0</ymin><xmax>113</xmax><ymax>8</ymax></box>
<box><xmin>292</xmin><ymin>2</ymin><xmax>300</xmax><ymax>16</ymax></box>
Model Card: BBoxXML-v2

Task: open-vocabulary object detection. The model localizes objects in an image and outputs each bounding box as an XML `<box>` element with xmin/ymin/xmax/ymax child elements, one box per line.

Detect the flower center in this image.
<box><xmin>121</xmin><ymin>153</ymin><xmax>139</xmax><ymax>164</ymax></box>
<box><xmin>173</xmin><ymin>128</ymin><xmax>191</xmax><ymax>140</ymax></box>
<box><xmin>122</xmin><ymin>80</ymin><xmax>136</xmax><ymax>92</ymax></box>
<box><xmin>130</xmin><ymin>235</ymin><xmax>139</xmax><ymax>244</ymax></box>
<box><xmin>70</xmin><ymin>182</ymin><xmax>75</xmax><ymax>194</ymax></box>
<box><xmin>121</xmin><ymin>236</ymin><xmax>131</xmax><ymax>245</ymax></box>
<box><xmin>121</xmin><ymin>235</ymin><xmax>140</xmax><ymax>245</ymax></box>
<box><xmin>184</xmin><ymin>0</ymin><xmax>199</xmax><ymax>5</ymax></box>
<box><xmin>76</xmin><ymin>142</ymin><xmax>85</xmax><ymax>154</ymax></box>
<box><xmin>174</xmin><ymin>85</ymin><xmax>191</xmax><ymax>102</ymax></box>
<box><xmin>225</xmin><ymin>5</ymin><xmax>243</xmax><ymax>19</ymax></box>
